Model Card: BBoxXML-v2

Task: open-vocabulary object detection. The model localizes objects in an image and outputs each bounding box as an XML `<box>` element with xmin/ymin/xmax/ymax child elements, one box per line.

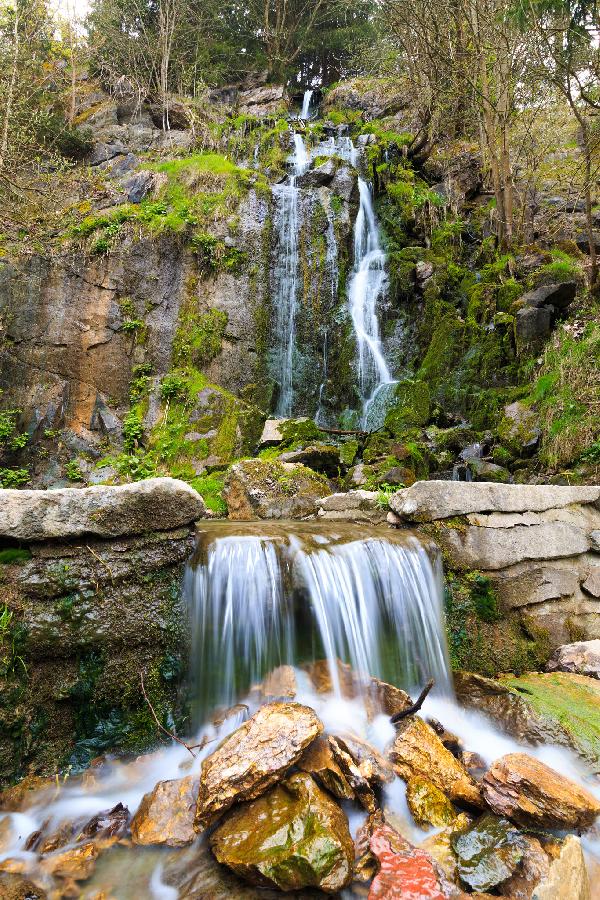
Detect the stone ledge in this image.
<box><xmin>0</xmin><ymin>478</ymin><xmax>206</xmax><ymax>541</ymax></box>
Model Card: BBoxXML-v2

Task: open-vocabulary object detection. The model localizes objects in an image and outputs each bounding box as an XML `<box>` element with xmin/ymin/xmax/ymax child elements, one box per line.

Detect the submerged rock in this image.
<box><xmin>131</xmin><ymin>775</ymin><xmax>198</xmax><ymax>847</ymax></box>
<box><xmin>406</xmin><ymin>776</ymin><xmax>457</xmax><ymax>828</ymax></box>
<box><xmin>388</xmin><ymin>716</ymin><xmax>483</xmax><ymax>808</ymax></box>
<box><xmin>0</xmin><ymin>477</ymin><xmax>205</xmax><ymax>540</ymax></box>
<box><xmin>196</xmin><ymin>701</ymin><xmax>323</xmax><ymax>829</ymax></box>
<box><xmin>260</xmin><ymin>664</ymin><xmax>297</xmax><ymax>700</ymax></box>
<box><xmin>546</xmin><ymin>640</ymin><xmax>600</xmax><ymax>679</ymax></box>
<box><xmin>368</xmin><ymin>823</ymin><xmax>462</xmax><ymax>899</ymax></box>
<box><xmin>482</xmin><ymin>752</ymin><xmax>600</xmax><ymax>829</ymax></box>
<box><xmin>209</xmin><ymin>772</ymin><xmax>354</xmax><ymax>893</ymax></box>
<box><xmin>450</xmin><ymin>813</ymin><xmax>525</xmax><ymax>891</ymax></box>
<box><xmin>223</xmin><ymin>459</ymin><xmax>330</xmax><ymax>520</ymax></box>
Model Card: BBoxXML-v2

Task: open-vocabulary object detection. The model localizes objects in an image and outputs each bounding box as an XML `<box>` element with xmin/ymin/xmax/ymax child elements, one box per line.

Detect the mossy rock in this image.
<box><xmin>384</xmin><ymin>379</ymin><xmax>431</xmax><ymax>435</ymax></box>
<box><xmin>224</xmin><ymin>459</ymin><xmax>331</xmax><ymax>520</ymax></box>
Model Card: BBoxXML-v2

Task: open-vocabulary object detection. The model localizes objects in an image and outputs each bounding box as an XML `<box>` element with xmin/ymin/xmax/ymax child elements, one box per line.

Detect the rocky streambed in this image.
<box><xmin>1</xmin><ymin>660</ymin><xmax>599</xmax><ymax>898</ymax></box>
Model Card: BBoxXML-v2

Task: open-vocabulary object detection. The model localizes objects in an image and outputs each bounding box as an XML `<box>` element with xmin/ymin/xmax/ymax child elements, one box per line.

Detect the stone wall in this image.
<box><xmin>0</xmin><ymin>479</ymin><xmax>203</xmax><ymax>784</ymax></box>
<box><xmin>389</xmin><ymin>482</ymin><xmax>600</xmax><ymax>662</ymax></box>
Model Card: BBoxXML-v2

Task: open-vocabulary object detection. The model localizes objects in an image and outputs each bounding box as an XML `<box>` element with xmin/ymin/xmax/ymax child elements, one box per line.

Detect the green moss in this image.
<box><xmin>384</xmin><ymin>379</ymin><xmax>431</xmax><ymax>435</ymax></box>
<box><xmin>0</xmin><ymin>548</ymin><xmax>31</xmax><ymax>565</ymax></box>
<box><xmin>279</xmin><ymin>419</ymin><xmax>326</xmax><ymax>447</ymax></box>
<box><xmin>191</xmin><ymin>473</ymin><xmax>227</xmax><ymax>516</ymax></box>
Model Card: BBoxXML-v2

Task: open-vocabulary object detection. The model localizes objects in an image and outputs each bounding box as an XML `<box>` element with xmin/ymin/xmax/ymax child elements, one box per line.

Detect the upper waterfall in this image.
<box><xmin>300</xmin><ymin>89</ymin><xmax>314</xmax><ymax>119</ymax></box>
<box><xmin>184</xmin><ymin>522</ymin><xmax>451</xmax><ymax>722</ymax></box>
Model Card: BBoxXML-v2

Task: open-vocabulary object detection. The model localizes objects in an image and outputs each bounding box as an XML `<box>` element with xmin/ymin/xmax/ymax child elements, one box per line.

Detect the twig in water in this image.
<box><xmin>390</xmin><ymin>678</ymin><xmax>435</xmax><ymax>724</ymax></box>
<box><xmin>140</xmin><ymin>671</ymin><xmax>214</xmax><ymax>758</ymax></box>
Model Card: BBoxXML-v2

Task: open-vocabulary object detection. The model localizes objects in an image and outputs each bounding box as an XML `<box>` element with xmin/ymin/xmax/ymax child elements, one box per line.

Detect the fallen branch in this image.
<box><xmin>390</xmin><ymin>678</ymin><xmax>434</xmax><ymax>724</ymax></box>
<box><xmin>140</xmin><ymin>671</ymin><xmax>214</xmax><ymax>758</ymax></box>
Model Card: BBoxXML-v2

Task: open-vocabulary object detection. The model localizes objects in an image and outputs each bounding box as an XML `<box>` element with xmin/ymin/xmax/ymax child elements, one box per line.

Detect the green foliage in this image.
<box><xmin>174</xmin><ymin>308</ymin><xmax>228</xmax><ymax>367</ymax></box>
<box><xmin>129</xmin><ymin>363</ymin><xmax>154</xmax><ymax>402</ymax></box>
<box><xmin>65</xmin><ymin>460</ymin><xmax>84</xmax><ymax>482</ymax></box>
<box><xmin>0</xmin><ymin>548</ymin><xmax>31</xmax><ymax>564</ymax></box>
<box><xmin>0</xmin><ymin>604</ymin><xmax>27</xmax><ymax>676</ymax></box>
<box><xmin>279</xmin><ymin>419</ymin><xmax>326</xmax><ymax>447</ymax></box>
<box><xmin>123</xmin><ymin>408</ymin><xmax>144</xmax><ymax>451</ymax></box>
<box><xmin>468</xmin><ymin>574</ymin><xmax>501</xmax><ymax>623</ymax></box>
<box><xmin>191</xmin><ymin>473</ymin><xmax>227</xmax><ymax>515</ymax></box>
<box><xmin>0</xmin><ymin>408</ymin><xmax>28</xmax><ymax>451</ymax></box>
<box><xmin>190</xmin><ymin>233</ymin><xmax>246</xmax><ymax>273</ymax></box>
<box><xmin>160</xmin><ymin>373</ymin><xmax>189</xmax><ymax>403</ymax></box>
<box><xmin>0</xmin><ymin>468</ymin><xmax>29</xmax><ymax>487</ymax></box>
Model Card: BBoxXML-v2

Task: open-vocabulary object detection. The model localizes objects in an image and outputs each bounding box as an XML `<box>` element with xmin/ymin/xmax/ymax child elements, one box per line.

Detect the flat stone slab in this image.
<box><xmin>437</xmin><ymin>522</ymin><xmax>589</xmax><ymax>570</ymax></box>
<box><xmin>0</xmin><ymin>478</ymin><xmax>205</xmax><ymax>541</ymax></box>
<box><xmin>316</xmin><ymin>491</ymin><xmax>388</xmax><ymax>524</ymax></box>
<box><xmin>389</xmin><ymin>481</ymin><xmax>600</xmax><ymax>522</ymax></box>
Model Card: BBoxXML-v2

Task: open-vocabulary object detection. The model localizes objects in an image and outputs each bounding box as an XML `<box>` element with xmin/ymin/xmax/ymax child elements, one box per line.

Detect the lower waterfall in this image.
<box><xmin>183</xmin><ymin>522</ymin><xmax>451</xmax><ymax>723</ymax></box>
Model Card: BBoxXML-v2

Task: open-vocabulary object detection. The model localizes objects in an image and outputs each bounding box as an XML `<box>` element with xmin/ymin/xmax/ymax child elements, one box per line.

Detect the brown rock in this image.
<box><xmin>0</xmin><ymin>873</ymin><xmax>48</xmax><ymax>899</ymax></box>
<box><xmin>297</xmin><ymin>735</ymin><xmax>355</xmax><ymax>800</ymax></box>
<box><xmin>131</xmin><ymin>775</ymin><xmax>198</xmax><ymax>847</ymax></box>
<box><xmin>0</xmin><ymin>776</ymin><xmax>56</xmax><ymax>811</ymax></box>
<box><xmin>223</xmin><ymin>460</ymin><xmax>330</xmax><ymax>520</ymax></box>
<box><xmin>209</xmin><ymin>772</ymin><xmax>354</xmax><ymax>893</ymax></box>
<box><xmin>261</xmin><ymin>665</ymin><xmax>297</xmax><ymax>700</ymax></box>
<box><xmin>388</xmin><ymin>716</ymin><xmax>483</xmax><ymax>808</ymax></box>
<box><xmin>329</xmin><ymin>736</ymin><xmax>377</xmax><ymax>812</ymax></box>
<box><xmin>354</xmin><ymin>811</ymin><xmax>385</xmax><ymax>882</ymax></box>
<box><xmin>482</xmin><ymin>752</ymin><xmax>600</xmax><ymax>829</ymax></box>
<box><xmin>196</xmin><ymin>701</ymin><xmax>323</xmax><ymax>829</ymax></box>
<box><xmin>39</xmin><ymin>841</ymin><xmax>98</xmax><ymax>880</ymax></box>
<box><xmin>337</xmin><ymin>734</ymin><xmax>395</xmax><ymax>786</ymax></box>
<box><xmin>365</xmin><ymin>677</ymin><xmax>412</xmax><ymax>719</ymax></box>
<box><xmin>305</xmin><ymin>658</ymin><xmax>356</xmax><ymax>696</ymax></box>
<box><xmin>533</xmin><ymin>835</ymin><xmax>591</xmax><ymax>900</ymax></box>
<box><xmin>78</xmin><ymin>802</ymin><xmax>130</xmax><ymax>840</ymax></box>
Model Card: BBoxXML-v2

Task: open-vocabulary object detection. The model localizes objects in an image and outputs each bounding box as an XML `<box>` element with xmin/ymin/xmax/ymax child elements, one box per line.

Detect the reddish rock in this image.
<box><xmin>368</xmin><ymin>824</ymin><xmax>462</xmax><ymax>899</ymax></box>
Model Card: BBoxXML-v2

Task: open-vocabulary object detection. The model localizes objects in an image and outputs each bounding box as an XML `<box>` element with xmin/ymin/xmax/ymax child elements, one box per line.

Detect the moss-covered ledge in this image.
<box><xmin>0</xmin><ymin>479</ymin><xmax>205</xmax><ymax>785</ymax></box>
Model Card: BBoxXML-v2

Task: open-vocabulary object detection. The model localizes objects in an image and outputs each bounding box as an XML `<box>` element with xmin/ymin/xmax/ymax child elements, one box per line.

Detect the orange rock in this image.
<box><xmin>388</xmin><ymin>716</ymin><xmax>483</xmax><ymax>808</ymax></box>
<box><xmin>39</xmin><ymin>841</ymin><xmax>98</xmax><ymax>880</ymax></box>
<box><xmin>131</xmin><ymin>775</ymin><xmax>198</xmax><ymax>847</ymax></box>
<box><xmin>482</xmin><ymin>752</ymin><xmax>600</xmax><ymax>829</ymax></box>
<box><xmin>368</xmin><ymin>823</ymin><xmax>463</xmax><ymax>899</ymax></box>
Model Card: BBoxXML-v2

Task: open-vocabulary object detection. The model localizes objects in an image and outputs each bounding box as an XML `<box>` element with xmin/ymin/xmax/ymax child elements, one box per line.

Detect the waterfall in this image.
<box><xmin>300</xmin><ymin>89</ymin><xmax>313</xmax><ymax>119</ymax></box>
<box><xmin>348</xmin><ymin>178</ymin><xmax>396</xmax><ymax>426</ymax></box>
<box><xmin>185</xmin><ymin>523</ymin><xmax>451</xmax><ymax>722</ymax></box>
<box><xmin>271</xmin><ymin>133</ymin><xmax>310</xmax><ymax>415</ymax></box>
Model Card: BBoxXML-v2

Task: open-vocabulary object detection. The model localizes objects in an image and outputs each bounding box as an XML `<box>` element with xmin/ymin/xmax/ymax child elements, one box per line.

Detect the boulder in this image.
<box><xmin>388</xmin><ymin>716</ymin><xmax>483</xmax><ymax>807</ymax></box>
<box><xmin>465</xmin><ymin>459</ymin><xmax>511</xmax><ymax>483</ymax></box>
<box><xmin>209</xmin><ymin>772</ymin><xmax>354</xmax><ymax>893</ymax></box>
<box><xmin>258</xmin><ymin>418</ymin><xmax>292</xmax><ymax>447</ymax></box>
<box><xmin>406</xmin><ymin>776</ymin><xmax>457</xmax><ymax>828</ymax></box>
<box><xmin>335</xmin><ymin>734</ymin><xmax>395</xmax><ymax>786</ymax></box>
<box><xmin>420</xmin><ymin>813</ymin><xmax>472</xmax><ymax>883</ymax></box>
<box><xmin>328</xmin><ymin>736</ymin><xmax>376</xmax><ymax>812</ymax></box>
<box><xmin>369</xmin><ymin>823</ymin><xmax>462</xmax><ymax>899</ymax></box>
<box><xmin>455</xmin><ymin>671</ymin><xmax>600</xmax><ymax>769</ymax></box>
<box><xmin>515</xmin><ymin>306</ymin><xmax>552</xmax><ymax>343</ymax></box>
<box><xmin>223</xmin><ymin>459</ymin><xmax>330</xmax><ymax>520</ymax></box>
<box><xmin>389</xmin><ymin>480</ymin><xmax>600</xmax><ymax>522</ymax></box>
<box><xmin>518</xmin><ymin>281</ymin><xmax>577</xmax><ymax>310</ymax></box>
<box><xmin>297</xmin><ymin>159</ymin><xmax>336</xmax><ymax>187</ymax></box>
<box><xmin>297</xmin><ymin>735</ymin><xmax>355</xmax><ymax>800</ymax></box>
<box><xmin>260</xmin><ymin>665</ymin><xmax>297</xmax><ymax>700</ymax></box>
<box><xmin>450</xmin><ymin>813</ymin><xmax>525</xmax><ymax>892</ymax></box>
<box><xmin>547</xmin><ymin>640</ymin><xmax>600</xmax><ymax>678</ymax></box>
<box><xmin>195</xmin><ymin>702</ymin><xmax>323</xmax><ymax>829</ymax></box>
<box><xmin>482</xmin><ymin>752</ymin><xmax>600</xmax><ymax>829</ymax></box>
<box><xmin>131</xmin><ymin>775</ymin><xmax>198</xmax><ymax>847</ymax></box>
<box><xmin>278</xmin><ymin>444</ymin><xmax>341</xmax><ymax>477</ymax></box>
<box><xmin>575</xmin><ymin>232</ymin><xmax>600</xmax><ymax>254</ymax></box>
<box><xmin>533</xmin><ymin>834</ymin><xmax>591</xmax><ymax>900</ymax></box>
<box><xmin>316</xmin><ymin>490</ymin><xmax>388</xmax><ymax>524</ymax></box>
<box><xmin>497</xmin><ymin>401</ymin><xmax>540</xmax><ymax>454</ymax></box>
<box><xmin>0</xmin><ymin>478</ymin><xmax>205</xmax><ymax>540</ymax></box>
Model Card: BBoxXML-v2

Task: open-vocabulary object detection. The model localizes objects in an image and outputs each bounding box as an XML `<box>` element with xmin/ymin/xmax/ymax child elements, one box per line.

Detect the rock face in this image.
<box><xmin>224</xmin><ymin>459</ymin><xmax>331</xmax><ymax>520</ymax></box>
<box><xmin>209</xmin><ymin>772</ymin><xmax>354</xmax><ymax>893</ymax></box>
<box><xmin>131</xmin><ymin>776</ymin><xmax>198</xmax><ymax>847</ymax></box>
<box><xmin>196</xmin><ymin>702</ymin><xmax>323</xmax><ymax>828</ymax></box>
<box><xmin>482</xmin><ymin>752</ymin><xmax>600</xmax><ymax>828</ymax></box>
<box><xmin>0</xmin><ymin>478</ymin><xmax>205</xmax><ymax>540</ymax></box>
<box><xmin>390</xmin><ymin>480</ymin><xmax>600</xmax><ymax>650</ymax></box>
<box><xmin>547</xmin><ymin>640</ymin><xmax>600</xmax><ymax>678</ymax></box>
<box><xmin>388</xmin><ymin>716</ymin><xmax>482</xmax><ymax>807</ymax></box>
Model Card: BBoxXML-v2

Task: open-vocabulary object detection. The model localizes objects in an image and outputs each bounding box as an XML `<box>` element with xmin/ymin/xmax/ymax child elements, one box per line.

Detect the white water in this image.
<box><xmin>185</xmin><ymin>523</ymin><xmax>451</xmax><ymax>720</ymax></box>
<box><xmin>300</xmin><ymin>89</ymin><xmax>314</xmax><ymax>119</ymax></box>
<box><xmin>348</xmin><ymin>178</ymin><xmax>396</xmax><ymax>427</ymax></box>
<box><xmin>271</xmin><ymin>133</ymin><xmax>310</xmax><ymax>415</ymax></box>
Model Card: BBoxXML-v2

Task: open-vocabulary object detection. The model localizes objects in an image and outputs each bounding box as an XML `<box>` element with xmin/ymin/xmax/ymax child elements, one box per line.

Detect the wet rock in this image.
<box><xmin>482</xmin><ymin>752</ymin><xmax>600</xmax><ymax>829</ymax></box>
<box><xmin>196</xmin><ymin>701</ymin><xmax>323</xmax><ymax>829</ymax></box>
<box><xmin>297</xmin><ymin>734</ymin><xmax>355</xmax><ymax>800</ymax></box>
<box><xmin>39</xmin><ymin>840</ymin><xmax>99</xmax><ymax>880</ymax></box>
<box><xmin>450</xmin><ymin>813</ymin><xmax>525</xmax><ymax>892</ymax></box>
<box><xmin>223</xmin><ymin>459</ymin><xmax>330</xmax><ymax>520</ymax></box>
<box><xmin>329</xmin><ymin>736</ymin><xmax>377</xmax><ymax>812</ymax></box>
<box><xmin>389</xmin><ymin>716</ymin><xmax>483</xmax><ymax>808</ymax></box>
<box><xmin>420</xmin><ymin>813</ymin><xmax>471</xmax><ymax>883</ymax></box>
<box><xmin>388</xmin><ymin>481</ymin><xmax>600</xmax><ymax>522</ymax></box>
<box><xmin>131</xmin><ymin>775</ymin><xmax>198</xmax><ymax>847</ymax></box>
<box><xmin>0</xmin><ymin>776</ymin><xmax>57</xmax><ymax>811</ymax></box>
<box><xmin>297</xmin><ymin>159</ymin><xmax>336</xmax><ymax>187</ymax></box>
<box><xmin>366</xmin><ymin>677</ymin><xmax>412</xmax><ymax>719</ymax></box>
<box><xmin>210</xmin><ymin>771</ymin><xmax>354</xmax><ymax>893</ymax></box>
<box><xmin>79</xmin><ymin>802</ymin><xmax>130</xmax><ymax>840</ymax></box>
<box><xmin>354</xmin><ymin>810</ymin><xmax>384</xmax><ymax>882</ymax></box>
<box><xmin>305</xmin><ymin>658</ymin><xmax>356</xmax><ymax>696</ymax></box>
<box><xmin>546</xmin><ymin>640</ymin><xmax>600</xmax><ymax>678</ymax></box>
<box><xmin>498</xmin><ymin>835</ymin><xmax>550</xmax><ymax>900</ymax></box>
<box><xmin>460</xmin><ymin>752</ymin><xmax>488</xmax><ymax>783</ymax></box>
<box><xmin>330</xmin><ymin>165</ymin><xmax>356</xmax><ymax>203</ymax></box>
<box><xmin>533</xmin><ymin>834</ymin><xmax>591</xmax><ymax>900</ymax></box>
<box><xmin>260</xmin><ymin>665</ymin><xmax>297</xmax><ymax>700</ymax></box>
<box><xmin>0</xmin><ymin>478</ymin><xmax>205</xmax><ymax>540</ymax></box>
<box><xmin>0</xmin><ymin>873</ymin><xmax>47</xmax><ymax>899</ymax></box>
<box><xmin>278</xmin><ymin>444</ymin><xmax>341</xmax><ymax>477</ymax></box>
<box><xmin>369</xmin><ymin>823</ymin><xmax>462</xmax><ymax>899</ymax></box>
<box><xmin>406</xmin><ymin>776</ymin><xmax>457</xmax><ymax>828</ymax></box>
<box><xmin>316</xmin><ymin>490</ymin><xmax>388</xmax><ymax>524</ymax></box>
<box><xmin>337</xmin><ymin>734</ymin><xmax>395</xmax><ymax>786</ymax></box>
<box><xmin>455</xmin><ymin>671</ymin><xmax>600</xmax><ymax>769</ymax></box>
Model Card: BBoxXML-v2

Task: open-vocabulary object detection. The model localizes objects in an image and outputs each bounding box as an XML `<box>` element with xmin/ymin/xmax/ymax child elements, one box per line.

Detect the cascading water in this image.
<box><xmin>348</xmin><ymin>177</ymin><xmax>396</xmax><ymax>427</ymax></box>
<box><xmin>184</xmin><ymin>522</ymin><xmax>451</xmax><ymax>722</ymax></box>
<box><xmin>271</xmin><ymin>132</ymin><xmax>310</xmax><ymax>415</ymax></box>
<box><xmin>300</xmin><ymin>89</ymin><xmax>314</xmax><ymax>119</ymax></box>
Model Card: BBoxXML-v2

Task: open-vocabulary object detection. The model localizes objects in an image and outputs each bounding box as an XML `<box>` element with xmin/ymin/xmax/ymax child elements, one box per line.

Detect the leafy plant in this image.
<box><xmin>0</xmin><ymin>468</ymin><xmax>29</xmax><ymax>487</ymax></box>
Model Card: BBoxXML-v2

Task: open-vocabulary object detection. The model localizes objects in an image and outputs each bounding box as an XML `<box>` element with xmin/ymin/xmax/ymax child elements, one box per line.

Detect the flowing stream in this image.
<box><xmin>1</xmin><ymin>521</ymin><xmax>599</xmax><ymax>897</ymax></box>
